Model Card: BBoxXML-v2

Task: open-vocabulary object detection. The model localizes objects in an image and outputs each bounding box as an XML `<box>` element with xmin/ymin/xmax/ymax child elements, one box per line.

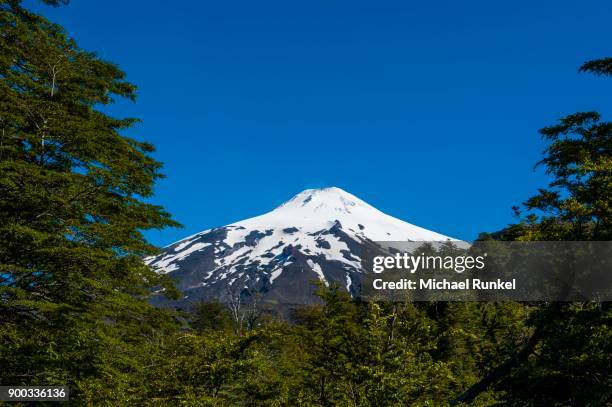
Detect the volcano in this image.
<box><xmin>145</xmin><ymin>187</ymin><xmax>457</xmax><ymax>310</ymax></box>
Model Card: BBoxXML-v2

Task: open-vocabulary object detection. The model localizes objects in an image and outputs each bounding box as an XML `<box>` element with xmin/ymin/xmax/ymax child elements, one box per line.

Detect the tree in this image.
<box><xmin>579</xmin><ymin>57</ymin><xmax>612</xmax><ymax>77</ymax></box>
<box><xmin>191</xmin><ymin>300</ymin><xmax>233</xmax><ymax>332</ymax></box>
<box><xmin>454</xmin><ymin>57</ymin><xmax>612</xmax><ymax>405</ymax></box>
<box><xmin>0</xmin><ymin>0</ymin><xmax>180</xmax><ymax>400</ymax></box>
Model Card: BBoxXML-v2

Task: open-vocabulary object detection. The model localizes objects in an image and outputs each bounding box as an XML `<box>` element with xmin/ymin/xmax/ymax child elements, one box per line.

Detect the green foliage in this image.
<box><xmin>131</xmin><ymin>288</ymin><xmax>529</xmax><ymax>406</ymax></box>
<box><xmin>501</xmin><ymin>109</ymin><xmax>611</xmax><ymax>241</ymax></box>
<box><xmin>498</xmin><ymin>303</ymin><xmax>611</xmax><ymax>407</ymax></box>
<box><xmin>191</xmin><ymin>300</ymin><xmax>234</xmax><ymax>332</ymax></box>
<box><xmin>0</xmin><ymin>0</ymin><xmax>180</xmax><ymax>401</ymax></box>
<box><xmin>459</xmin><ymin>57</ymin><xmax>612</xmax><ymax>406</ymax></box>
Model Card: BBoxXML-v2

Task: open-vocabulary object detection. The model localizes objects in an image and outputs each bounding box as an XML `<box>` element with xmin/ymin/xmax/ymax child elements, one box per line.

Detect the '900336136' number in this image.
<box><xmin>0</xmin><ymin>386</ymin><xmax>68</xmax><ymax>401</ymax></box>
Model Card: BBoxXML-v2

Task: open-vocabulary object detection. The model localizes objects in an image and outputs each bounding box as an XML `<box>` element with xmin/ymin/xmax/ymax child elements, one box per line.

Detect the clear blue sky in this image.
<box><xmin>28</xmin><ymin>0</ymin><xmax>611</xmax><ymax>245</ymax></box>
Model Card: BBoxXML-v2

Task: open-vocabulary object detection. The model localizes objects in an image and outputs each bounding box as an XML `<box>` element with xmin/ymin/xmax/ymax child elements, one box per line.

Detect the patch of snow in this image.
<box><xmin>147</xmin><ymin>242</ymin><xmax>211</xmax><ymax>273</ymax></box>
<box><xmin>345</xmin><ymin>273</ymin><xmax>352</xmax><ymax>293</ymax></box>
<box><xmin>270</xmin><ymin>267</ymin><xmax>283</xmax><ymax>284</ymax></box>
<box><xmin>307</xmin><ymin>259</ymin><xmax>328</xmax><ymax>286</ymax></box>
<box><xmin>174</xmin><ymin>238</ymin><xmax>198</xmax><ymax>252</ymax></box>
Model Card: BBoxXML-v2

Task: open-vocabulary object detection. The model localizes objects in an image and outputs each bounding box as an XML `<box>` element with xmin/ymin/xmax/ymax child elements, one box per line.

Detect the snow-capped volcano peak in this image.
<box><xmin>146</xmin><ymin>187</ymin><xmax>458</xmax><ymax>309</ymax></box>
<box><xmin>233</xmin><ymin>186</ymin><xmax>452</xmax><ymax>242</ymax></box>
<box><xmin>275</xmin><ymin>187</ymin><xmax>360</xmax><ymax>212</ymax></box>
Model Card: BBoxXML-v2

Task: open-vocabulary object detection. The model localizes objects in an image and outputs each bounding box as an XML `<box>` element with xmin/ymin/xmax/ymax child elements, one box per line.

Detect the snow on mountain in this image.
<box><xmin>146</xmin><ymin>187</ymin><xmax>459</xmax><ymax>309</ymax></box>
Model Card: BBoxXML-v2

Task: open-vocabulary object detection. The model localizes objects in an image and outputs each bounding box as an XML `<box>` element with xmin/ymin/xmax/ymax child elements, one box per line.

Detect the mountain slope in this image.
<box><xmin>146</xmin><ymin>187</ymin><xmax>457</xmax><ymax>309</ymax></box>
